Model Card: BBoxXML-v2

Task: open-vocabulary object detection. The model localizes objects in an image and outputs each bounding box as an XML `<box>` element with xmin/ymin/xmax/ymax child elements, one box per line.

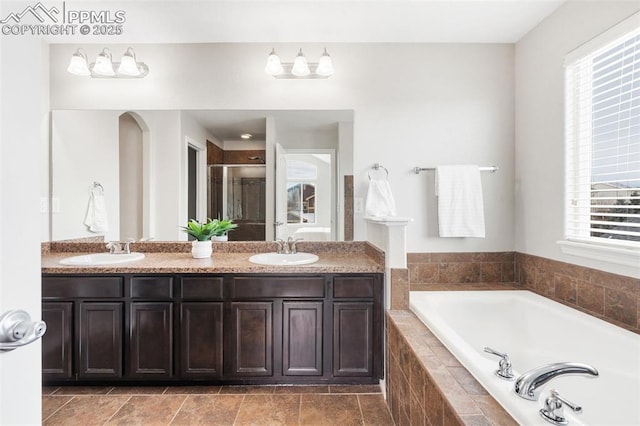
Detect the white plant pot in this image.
<box><xmin>211</xmin><ymin>234</ymin><xmax>228</xmax><ymax>242</ymax></box>
<box><xmin>191</xmin><ymin>240</ymin><xmax>213</xmax><ymax>258</ymax></box>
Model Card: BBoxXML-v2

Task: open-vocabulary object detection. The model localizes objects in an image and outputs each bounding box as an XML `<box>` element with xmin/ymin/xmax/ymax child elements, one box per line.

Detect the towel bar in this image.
<box><xmin>413</xmin><ymin>165</ymin><xmax>498</xmax><ymax>174</ymax></box>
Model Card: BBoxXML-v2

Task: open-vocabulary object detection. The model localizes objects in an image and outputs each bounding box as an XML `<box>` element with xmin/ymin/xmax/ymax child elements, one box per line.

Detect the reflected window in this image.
<box><xmin>287</xmin><ymin>160</ymin><xmax>317</xmax><ymax>224</ymax></box>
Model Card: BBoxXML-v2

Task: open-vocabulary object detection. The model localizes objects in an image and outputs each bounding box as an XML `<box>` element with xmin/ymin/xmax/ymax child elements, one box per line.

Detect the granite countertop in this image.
<box><xmin>42</xmin><ymin>243</ymin><xmax>384</xmax><ymax>274</ymax></box>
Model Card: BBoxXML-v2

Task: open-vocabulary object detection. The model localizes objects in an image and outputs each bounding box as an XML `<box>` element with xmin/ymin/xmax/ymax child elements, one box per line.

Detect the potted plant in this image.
<box><xmin>181</xmin><ymin>218</ymin><xmax>218</xmax><ymax>258</ymax></box>
<box><xmin>210</xmin><ymin>218</ymin><xmax>238</xmax><ymax>242</ymax></box>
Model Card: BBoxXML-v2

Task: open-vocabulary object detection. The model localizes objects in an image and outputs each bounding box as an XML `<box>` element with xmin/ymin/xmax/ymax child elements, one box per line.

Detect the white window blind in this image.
<box><xmin>565</xmin><ymin>25</ymin><xmax>640</xmax><ymax>247</ymax></box>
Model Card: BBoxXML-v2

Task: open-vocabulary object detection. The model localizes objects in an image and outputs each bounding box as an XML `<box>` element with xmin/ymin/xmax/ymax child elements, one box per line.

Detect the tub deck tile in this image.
<box><xmin>387</xmin><ymin>310</ymin><xmax>516</xmax><ymax>426</ymax></box>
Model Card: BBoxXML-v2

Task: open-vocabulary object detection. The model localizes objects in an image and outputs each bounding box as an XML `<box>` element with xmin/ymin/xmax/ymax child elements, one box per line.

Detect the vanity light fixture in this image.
<box><xmin>265</xmin><ymin>48</ymin><xmax>334</xmax><ymax>79</ymax></box>
<box><xmin>67</xmin><ymin>49</ymin><xmax>91</xmax><ymax>76</ymax></box>
<box><xmin>291</xmin><ymin>49</ymin><xmax>310</xmax><ymax>77</ymax></box>
<box><xmin>67</xmin><ymin>47</ymin><xmax>149</xmax><ymax>78</ymax></box>
<box><xmin>92</xmin><ymin>48</ymin><xmax>115</xmax><ymax>76</ymax></box>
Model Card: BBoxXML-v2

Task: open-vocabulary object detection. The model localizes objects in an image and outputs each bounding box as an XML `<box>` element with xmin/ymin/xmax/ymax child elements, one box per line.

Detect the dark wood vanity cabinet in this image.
<box><xmin>42</xmin><ymin>302</ymin><xmax>73</xmax><ymax>379</ymax></box>
<box><xmin>42</xmin><ymin>272</ymin><xmax>383</xmax><ymax>385</ymax></box>
<box><xmin>78</xmin><ymin>302</ymin><xmax>123</xmax><ymax>379</ymax></box>
<box><xmin>282</xmin><ymin>301</ymin><xmax>324</xmax><ymax>376</ymax></box>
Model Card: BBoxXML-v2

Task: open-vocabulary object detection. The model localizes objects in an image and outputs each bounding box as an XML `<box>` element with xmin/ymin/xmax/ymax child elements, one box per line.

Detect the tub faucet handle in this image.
<box><xmin>484</xmin><ymin>347</ymin><xmax>515</xmax><ymax>380</ymax></box>
<box><xmin>540</xmin><ymin>389</ymin><xmax>582</xmax><ymax>425</ymax></box>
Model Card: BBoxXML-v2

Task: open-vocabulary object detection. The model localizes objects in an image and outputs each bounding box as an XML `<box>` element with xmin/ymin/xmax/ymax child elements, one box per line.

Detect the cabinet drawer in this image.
<box><xmin>232</xmin><ymin>277</ymin><xmax>325</xmax><ymax>299</ymax></box>
<box><xmin>130</xmin><ymin>276</ymin><xmax>173</xmax><ymax>298</ymax></box>
<box><xmin>43</xmin><ymin>277</ymin><xmax>123</xmax><ymax>298</ymax></box>
<box><xmin>333</xmin><ymin>277</ymin><xmax>374</xmax><ymax>298</ymax></box>
<box><xmin>181</xmin><ymin>277</ymin><xmax>224</xmax><ymax>300</ymax></box>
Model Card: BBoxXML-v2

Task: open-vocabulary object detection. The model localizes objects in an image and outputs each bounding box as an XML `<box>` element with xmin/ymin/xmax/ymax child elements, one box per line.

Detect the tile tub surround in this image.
<box><xmin>515</xmin><ymin>252</ymin><xmax>640</xmax><ymax>333</ymax></box>
<box><xmin>344</xmin><ymin>175</ymin><xmax>354</xmax><ymax>241</ymax></box>
<box><xmin>408</xmin><ymin>252</ymin><xmax>516</xmax><ymax>287</ymax></box>
<box><xmin>386</xmin><ymin>310</ymin><xmax>517</xmax><ymax>426</ymax></box>
<box><xmin>407</xmin><ymin>251</ymin><xmax>640</xmax><ymax>333</ymax></box>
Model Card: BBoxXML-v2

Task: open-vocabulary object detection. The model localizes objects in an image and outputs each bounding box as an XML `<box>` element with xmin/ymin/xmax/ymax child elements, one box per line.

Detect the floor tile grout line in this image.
<box><xmin>101</xmin><ymin>395</ymin><xmax>132</xmax><ymax>426</ymax></box>
<box><xmin>42</xmin><ymin>394</ymin><xmax>75</xmax><ymax>423</ymax></box>
<box><xmin>356</xmin><ymin>394</ymin><xmax>365</xmax><ymax>426</ymax></box>
<box><xmin>231</xmin><ymin>394</ymin><xmax>246</xmax><ymax>426</ymax></box>
<box><xmin>167</xmin><ymin>395</ymin><xmax>189</xmax><ymax>425</ymax></box>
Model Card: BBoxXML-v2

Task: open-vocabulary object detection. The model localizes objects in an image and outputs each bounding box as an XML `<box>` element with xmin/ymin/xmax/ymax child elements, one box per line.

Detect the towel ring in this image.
<box><xmin>91</xmin><ymin>182</ymin><xmax>104</xmax><ymax>195</ymax></box>
<box><xmin>368</xmin><ymin>163</ymin><xmax>389</xmax><ymax>181</ymax></box>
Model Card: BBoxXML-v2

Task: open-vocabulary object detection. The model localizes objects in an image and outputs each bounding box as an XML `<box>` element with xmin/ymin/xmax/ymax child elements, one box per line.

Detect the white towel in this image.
<box><xmin>365</xmin><ymin>179</ymin><xmax>397</xmax><ymax>218</ymax></box>
<box><xmin>84</xmin><ymin>192</ymin><xmax>109</xmax><ymax>233</ymax></box>
<box><xmin>436</xmin><ymin>165</ymin><xmax>485</xmax><ymax>238</ymax></box>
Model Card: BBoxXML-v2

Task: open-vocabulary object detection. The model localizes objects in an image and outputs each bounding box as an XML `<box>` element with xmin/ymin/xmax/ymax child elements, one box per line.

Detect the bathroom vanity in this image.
<box><xmin>41</xmin><ymin>244</ymin><xmax>384</xmax><ymax>386</ymax></box>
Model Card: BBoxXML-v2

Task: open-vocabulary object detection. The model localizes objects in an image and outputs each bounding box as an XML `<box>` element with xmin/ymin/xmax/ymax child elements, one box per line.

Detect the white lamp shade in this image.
<box><xmin>291</xmin><ymin>51</ymin><xmax>310</xmax><ymax>77</ymax></box>
<box><xmin>67</xmin><ymin>53</ymin><xmax>90</xmax><ymax>76</ymax></box>
<box><xmin>117</xmin><ymin>52</ymin><xmax>140</xmax><ymax>76</ymax></box>
<box><xmin>92</xmin><ymin>50</ymin><xmax>115</xmax><ymax>76</ymax></box>
<box><xmin>264</xmin><ymin>50</ymin><xmax>284</xmax><ymax>75</ymax></box>
<box><xmin>316</xmin><ymin>52</ymin><xmax>334</xmax><ymax>76</ymax></box>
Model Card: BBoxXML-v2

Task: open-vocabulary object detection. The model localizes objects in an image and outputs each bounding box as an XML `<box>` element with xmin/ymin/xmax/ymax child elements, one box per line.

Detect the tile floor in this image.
<box><xmin>42</xmin><ymin>385</ymin><xmax>394</xmax><ymax>425</ymax></box>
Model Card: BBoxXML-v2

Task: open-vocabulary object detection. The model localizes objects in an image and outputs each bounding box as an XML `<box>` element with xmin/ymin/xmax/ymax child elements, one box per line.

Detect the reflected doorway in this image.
<box><xmin>118</xmin><ymin>112</ymin><xmax>145</xmax><ymax>241</ymax></box>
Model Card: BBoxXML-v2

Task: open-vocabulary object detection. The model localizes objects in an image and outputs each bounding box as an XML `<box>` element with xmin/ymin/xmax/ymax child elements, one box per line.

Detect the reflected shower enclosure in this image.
<box><xmin>208</xmin><ymin>164</ymin><xmax>266</xmax><ymax>241</ymax></box>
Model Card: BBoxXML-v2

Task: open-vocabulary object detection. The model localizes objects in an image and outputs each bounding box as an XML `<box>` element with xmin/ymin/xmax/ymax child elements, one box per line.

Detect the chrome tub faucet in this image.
<box><xmin>514</xmin><ymin>362</ymin><xmax>599</xmax><ymax>401</ymax></box>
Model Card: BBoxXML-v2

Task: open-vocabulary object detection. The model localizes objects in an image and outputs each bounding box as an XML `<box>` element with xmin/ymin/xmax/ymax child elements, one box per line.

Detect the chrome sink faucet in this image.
<box><xmin>275</xmin><ymin>237</ymin><xmax>303</xmax><ymax>254</ymax></box>
<box><xmin>514</xmin><ymin>362</ymin><xmax>598</xmax><ymax>401</ymax></box>
<box><xmin>287</xmin><ymin>236</ymin><xmax>302</xmax><ymax>254</ymax></box>
<box><xmin>106</xmin><ymin>239</ymin><xmax>134</xmax><ymax>254</ymax></box>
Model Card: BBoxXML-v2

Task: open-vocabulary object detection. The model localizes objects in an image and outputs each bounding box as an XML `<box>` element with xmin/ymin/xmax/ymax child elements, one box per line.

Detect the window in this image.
<box><xmin>565</xmin><ymin>23</ymin><xmax>640</xmax><ymax>249</ymax></box>
<box><xmin>286</xmin><ymin>160</ymin><xmax>317</xmax><ymax>224</ymax></box>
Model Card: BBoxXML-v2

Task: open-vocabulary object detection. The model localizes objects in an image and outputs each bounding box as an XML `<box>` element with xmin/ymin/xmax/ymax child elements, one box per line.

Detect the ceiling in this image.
<box><xmin>185</xmin><ymin>110</ymin><xmax>353</xmax><ymax>142</ymax></box>
<box><xmin>45</xmin><ymin>1</ymin><xmax>566</xmax><ymax>44</ymax></box>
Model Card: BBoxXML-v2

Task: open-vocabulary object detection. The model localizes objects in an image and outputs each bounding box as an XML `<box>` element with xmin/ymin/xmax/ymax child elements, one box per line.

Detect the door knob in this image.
<box><xmin>0</xmin><ymin>309</ymin><xmax>46</xmax><ymax>351</ymax></box>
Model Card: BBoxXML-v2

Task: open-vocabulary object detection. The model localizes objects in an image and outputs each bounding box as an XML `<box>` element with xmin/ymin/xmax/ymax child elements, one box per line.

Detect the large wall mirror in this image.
<box><xmin>50</xmin><ymin>109</ymin><xmax>354</xmax><ymax>242</ymax></box>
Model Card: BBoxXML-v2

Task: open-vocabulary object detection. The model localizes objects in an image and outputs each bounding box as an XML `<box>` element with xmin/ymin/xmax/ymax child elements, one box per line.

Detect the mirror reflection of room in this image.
<box><xmin>50</xmin><ymin>109</ymin><xmax>353</xmax><ymax>242</ymax></box>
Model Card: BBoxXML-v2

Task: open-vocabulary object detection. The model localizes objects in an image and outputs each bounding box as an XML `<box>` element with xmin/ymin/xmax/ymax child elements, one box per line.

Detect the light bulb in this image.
<box><xmin>264</xmin><ymin>49</ymin><xmax>284</xmax><ymax>76</ymax></box>
<box><xmin>291</xmin><ymin>49</ymin><xmax>310</xmax><ymax>77</ymax></box>
<box><xmin>117</xmin><ymin>47</ymin><xmax>140</xmax><ymax>76</ymax></box>
<box><xmin>92</xmin><ymin>48</ymin><xmax>114</xmax><ymax>76</ymax></box>
<box><xmin>315</xmin><ymin>48</ymin><xmax>334</xmax><ymax>77</ymax></box>
<box><xmin>67</xmin><ymin>49</ymin><xmax>90</xmax><ymax>76</ymax></box>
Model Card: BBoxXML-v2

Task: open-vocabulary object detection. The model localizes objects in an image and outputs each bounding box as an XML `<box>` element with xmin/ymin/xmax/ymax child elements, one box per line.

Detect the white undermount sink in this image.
<box><xmin>59</xmin><ymin>252</ymin><xmax>145</xmax><ymax>266</ymax></box>
<box><xmin>248</xmin><ymin>252</ymin><xmax>319</xmax><ymax>266</ymax></box>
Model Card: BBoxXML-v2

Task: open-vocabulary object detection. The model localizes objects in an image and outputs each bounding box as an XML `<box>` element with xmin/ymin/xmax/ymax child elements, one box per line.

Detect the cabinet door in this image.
<box><xmin>333</xmin><ymin>302</ymin><xmax>373</xmax><ymax>377</ymax></box>
<box><xmin>180</xmin><ymin>302</ymin><xmax>223</xmax><ymax>378</ymax></box>
<box><xmin>42</xmin><ymin>302</ymin><xmax>73</xmax><ymax>379</ymax></box>
<box><xmin>130</xmin><ymin>302</ymin><xmax>173</xmax><ymax>378</ymax></box>
<box><xmin>230</xmin><ymin>302</ymin><xmax>273</xmax><ymax>376</ymax></box>
<box><xmin>78</xmin><ymin>302</ymin><xmax>123</xmax><ymax>378</ymax></box>
<box><xmin>282</xmin><ymin>301</ymin><xmax>323</xmax><ymax>376</ymax></box>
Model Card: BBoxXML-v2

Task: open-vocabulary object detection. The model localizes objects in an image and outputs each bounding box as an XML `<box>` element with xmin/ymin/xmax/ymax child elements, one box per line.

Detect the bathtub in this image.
<box><xmin>409</xmin><ymin>290</ymin><xmax>640</xmax><ymax>426</ymax></box>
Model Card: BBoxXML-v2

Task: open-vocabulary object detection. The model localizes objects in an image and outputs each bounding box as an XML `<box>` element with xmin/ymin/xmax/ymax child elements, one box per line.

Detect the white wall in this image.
<box><xmin>51</xmin><ymin>110</ymin><xmax>121</xmax><ymax>241</ymax></box>
<box><xmin>49</xmin><ymin>43</ymin><xmax>515</xmax><ymax>252</ymax></box>
<box><xmin>515</xmin><ymin>1</ymin><xmax>640</xmax><ymax>277</ymax></box>
<box><xmin>51</xmin><ymin>110</ymin><xmax>184</xmax><ymax>241</ymax></box>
